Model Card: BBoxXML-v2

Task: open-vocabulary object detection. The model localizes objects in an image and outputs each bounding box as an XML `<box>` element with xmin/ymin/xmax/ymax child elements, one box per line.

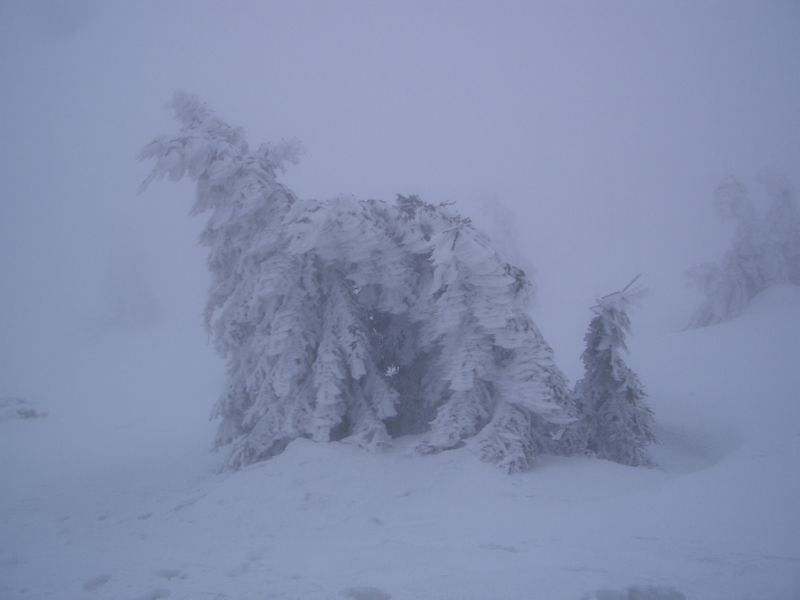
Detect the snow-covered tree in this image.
<box><xmin>762</xmin><ymin>171</ymin><xmax>800</xmax><ymax>285</ymax></box>
<box><xmin>409</xmin><ymin>209</ymin><xmax>576</xmax><ymax>471</ymax></box>
<box><xmin>687</xmin><ymin>175</ymin><xmax>800</xmax><ymax>327</ymax></box>
<box><xmin>573</xmin><ymin>279</ymin><xmax>654</xmax><ymax>467</ymax></box>
<box><xmin>140</xmin><ymin>93</ymin><xmax>576</xmax><ymax>472</ymax></box>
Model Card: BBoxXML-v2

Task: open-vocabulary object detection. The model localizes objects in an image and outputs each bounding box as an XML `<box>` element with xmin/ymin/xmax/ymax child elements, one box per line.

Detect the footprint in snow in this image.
<box><xmin>135</xmin><ymin>588</ymin><xmax>171</xmax><ymax>600</ymax></box>
<box><xmin>225</xmin><ymin>562</ymin><xmax>251</xmax><ymax>577</ymax></box>
<box><xmin>1</xmin><ymin>554</ymin><xmax>23</xmax><ymax>567</ymax></box>
<box><xmin>562</xmin><ymin>565</ymin><xmax>608</xmax><ymax>574</ymax></box>
<box><xmin>225</xmin><ymin>549</ymin><xmax>266</xmax><ymax>577</ymax></box>
<box><xmin>479</xmin><ymin>543</ymin><xmax>519</xmax><ymax>553</ymax></box>
<box><xmin>169</xmin><ymin>494</ymin><xmax>206</xmax><ymax>512</ymax></box>
<box><xmin>247</xmin><ymin>550</ymin><xmax>264</xmax><ymax>561</ymax></box>
<box><xmin>300</xmin><ymin>491</ymin><xmax>330</xmax><ymax>509</ymax></box>
<box><xmin>154</xmin><ymin>568</ymin><xmax>185</xmax><ymax>580</ymax></box>
<box><xmin>82</xmin><ymin>574</ymin><xmax>111</xmax><ymax>591</ymax></box>
<box><xmin>580</xmin><ymin>585</ymin><xmax>685</xmax><ymax>600</ymax></box>
<box><xmin>340</xmin><ymin>586</ymin><xmax>391</xmax><ymax>600</ymax></box>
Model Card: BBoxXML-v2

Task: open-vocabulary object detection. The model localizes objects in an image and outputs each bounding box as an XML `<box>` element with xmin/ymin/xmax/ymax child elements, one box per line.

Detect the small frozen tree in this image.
<box><xmin>574</xmin><ymin>278</ymin><xmax>654</xmax><ymax>467</ymax></box>
<box><xmin>140</xmin><ymin>93</ymin><xmax>576</xmax><ymax>472</ymax></box>
<box><xmin>687</xmin><ymin>176</ymin><xmax>789</xmax><ymax>327</ymax></box>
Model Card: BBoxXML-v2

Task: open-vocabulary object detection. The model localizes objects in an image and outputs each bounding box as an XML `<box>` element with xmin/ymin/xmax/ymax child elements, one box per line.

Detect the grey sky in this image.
<box><xmin>1</xmin><ymin>0</ymin><xmax>798</xmax><ymax>398</ymax></box>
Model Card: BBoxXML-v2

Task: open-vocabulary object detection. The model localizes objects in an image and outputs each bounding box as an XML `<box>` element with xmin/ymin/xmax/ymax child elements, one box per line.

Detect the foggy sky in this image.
<box><xmin>1</xmin><ymin>0</ymin><xmax>798</xmax><ymax>416</ymax></box>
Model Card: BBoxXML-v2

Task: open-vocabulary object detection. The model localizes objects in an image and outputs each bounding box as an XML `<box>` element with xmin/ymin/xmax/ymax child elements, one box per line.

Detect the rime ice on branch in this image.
<box><xmin>141</xmin><ymin>93</ymin><xmax>576</xmax><ymax>472</ymax></box>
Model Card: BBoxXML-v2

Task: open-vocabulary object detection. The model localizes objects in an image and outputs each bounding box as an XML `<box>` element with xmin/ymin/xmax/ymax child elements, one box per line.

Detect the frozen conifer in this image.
<box><xmin>574</xmin><ymin>278</ymin><xmax>654</xmax><ymax>467</ymax></box>
<box><xmin>140</xmin><ymin>93</ymin><xmax>575</xmax><ymax>472</ymax></box>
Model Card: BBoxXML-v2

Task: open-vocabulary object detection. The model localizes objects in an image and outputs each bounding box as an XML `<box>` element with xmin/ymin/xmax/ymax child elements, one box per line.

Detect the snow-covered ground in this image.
<box><xmin>2</xmin><ymin>286</ymin><xmax>799</xmax><ymax>600</ymax></box>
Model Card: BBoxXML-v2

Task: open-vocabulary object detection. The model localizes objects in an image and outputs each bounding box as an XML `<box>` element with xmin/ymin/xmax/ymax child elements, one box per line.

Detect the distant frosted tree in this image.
<box><xmin>140</xmin><ymin>93</ymin><xmax>576</xmax><ymax>472</ymax></box>
<box><xmin>762</xmin><ymin>171</ymin><xmax>800</xmax><ymax>285</ymax></box>
<box><xmin>687</xmin><ymin>176</ymin><xmax>791</xmax><ymax>327</ymax></box>
<box><xmin>574</xmin><ymin>279</ymin><xmax>654</xmax><ymax>467</ymax></box>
